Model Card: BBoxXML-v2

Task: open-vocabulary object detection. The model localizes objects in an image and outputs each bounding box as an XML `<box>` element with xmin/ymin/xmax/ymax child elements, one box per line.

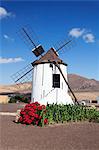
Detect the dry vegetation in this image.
<box><xmin>73</xmin><ymin>91</ymin><xmax>99</xmax><ymax>101</ymax></box>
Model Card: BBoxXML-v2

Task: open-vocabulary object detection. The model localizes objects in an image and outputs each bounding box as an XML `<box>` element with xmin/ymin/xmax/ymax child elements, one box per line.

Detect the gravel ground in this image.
<box><xmin>0</xmin><ymin>103</ymin><xmax>25</xmax><ymax>112</ymax></box>
<box><xmin>0</xmin><ymin>104</ymin><xmax>99</xmax><ymax>150</ymax></box>
<box><xmin>0</xmin><ymin>116</ymin><xmax>99</xmax><ymax>150</ymax></box>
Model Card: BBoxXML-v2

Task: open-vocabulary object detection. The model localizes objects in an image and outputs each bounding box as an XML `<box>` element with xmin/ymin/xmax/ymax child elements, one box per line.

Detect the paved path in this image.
<box><xmin>0</xmin><ymin>112</ymin><xmax>16</xmax><ymax>116</ymax></box>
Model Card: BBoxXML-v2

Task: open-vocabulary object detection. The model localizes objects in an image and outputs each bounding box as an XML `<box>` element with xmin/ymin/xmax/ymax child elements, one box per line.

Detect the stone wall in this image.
<box><xmin>0</xmin><ymin>95</ymin><xmax>9</xmax><ymax>103</ymax></box>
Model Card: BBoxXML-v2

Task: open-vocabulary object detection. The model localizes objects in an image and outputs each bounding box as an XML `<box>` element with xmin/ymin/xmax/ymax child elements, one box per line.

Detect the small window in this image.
<box><xmin>53</xmin><ymin>74</ymin><xmax>60</xmax><ymax>88</ymax></box>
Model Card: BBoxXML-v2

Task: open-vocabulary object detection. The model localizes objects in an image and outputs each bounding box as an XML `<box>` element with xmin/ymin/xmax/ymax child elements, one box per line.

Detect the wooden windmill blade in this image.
<box><xmin>11</xmin><ymin>25</ymin><xmax>46</xmax><ymax>93</ymax></box>
<box><xmin>11</xmin><ymin>64</ymin><xmax>33</xmax><ymax>92</ymax></box>
<box><xmin>53</xmin><ymin>37</ymin><xmax>76</xmax><ymax>55</ymax></box>
<box><xmin>19</xmin><ymin>25</ymin><xmax>45</xmax><ymax>57</ymax></box>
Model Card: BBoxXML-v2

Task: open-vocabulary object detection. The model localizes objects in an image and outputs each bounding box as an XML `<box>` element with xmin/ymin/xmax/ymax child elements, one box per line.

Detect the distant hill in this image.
<box><xmin>0</xmin><ymin>82</ymin><xmax>32</xmax><ymax>94</ymax></box>
<box><xmin>0</xmin><ymin>74</ymin><xmax>99</xmax><ymax>94</ymax></box>
<box><xmin>68</xmin><ymin>74</ymin><xmax>99</xmax><ymax>92</ymax></box>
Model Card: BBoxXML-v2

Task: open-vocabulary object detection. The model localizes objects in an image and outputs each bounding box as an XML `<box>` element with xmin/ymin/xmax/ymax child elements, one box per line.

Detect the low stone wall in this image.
<box><xmin>0</xmin><ymin>95</ymin><xmax>9</xmax><ymax>104</ymax></box>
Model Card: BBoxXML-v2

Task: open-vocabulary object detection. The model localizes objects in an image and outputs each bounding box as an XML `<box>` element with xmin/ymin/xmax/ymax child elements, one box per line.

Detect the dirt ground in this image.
<box><xmin>0</xmin><ymin>104</ymin><xmax>99</xmax><ymax>150</ymax></box>
<box><xmin>0</xmin><ymin>116</ymin><xmax>99</xmax><ymax>150</ymax></box>
<box><xmin>0</xmin><ymin>103</ymin><xmax>26</xmax><ymax>112</ymax></box>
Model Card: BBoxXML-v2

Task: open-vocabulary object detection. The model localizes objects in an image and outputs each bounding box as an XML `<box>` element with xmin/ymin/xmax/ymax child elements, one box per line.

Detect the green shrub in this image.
<box><xmin>46</xmin><ymin>104</ymin><xmax>99</xmax><ymax>124</ymax></box>
<box><xmin>16</xmin><ymin>102</ymin><xmax>99</xmax><ymax>127</ymax></box>
<box><xmin>9</xmin><ymin>95</ymin><xmax>30</xmax><ymax>103</ymax></box>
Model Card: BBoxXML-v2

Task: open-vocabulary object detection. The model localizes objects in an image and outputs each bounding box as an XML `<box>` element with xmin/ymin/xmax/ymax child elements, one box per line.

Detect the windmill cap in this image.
<box><xmin>32</xmin><ymin>44</ymin><xmax>45</xmax><ymax>57</ymax></box>
<box><xmin>32</xmin><ymin>47</ymin><xmax>67</xmax><ymax>66</ymax></box>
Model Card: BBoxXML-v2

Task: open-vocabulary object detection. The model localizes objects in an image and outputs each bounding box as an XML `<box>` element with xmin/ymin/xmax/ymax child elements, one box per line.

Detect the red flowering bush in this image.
<box><xmin>18</xmin><ymin>102</ymin><xmax>48</xmax><ymax>126</ymax></box>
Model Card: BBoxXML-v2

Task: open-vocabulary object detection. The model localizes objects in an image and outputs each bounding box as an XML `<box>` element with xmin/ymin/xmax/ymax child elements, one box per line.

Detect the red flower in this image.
<box><xmin>28</xmin><ymin>111</ymin><xmax>35</xmax><ymax>117</ymax></box>
<box><xmin>35</xmin><ymin>114</ymin><xmax>39</xmax><ymax>119</ymax></box>
<box><xmin>18</xmin><ymin>102</ymin><xmax>48</xmax><ymax>126</ymax></box>
<box><xmin>33</xmin><ymin>105</ymin><xmax>37</xmax><ymax>110</ymax></box>
<box><xmin>44</xmin><ymin>118</ymin><xmax>48</xmax><ymax>125</ymax></box>
<box><xmin>38</xmin><ymin>106</ymin><xmax>43</xmax><ymax>111</ymax></box>
<box><xmin>27</xmin><ymin>119</ymin><xmax>32</xmax><ymax>124</ymax></box>
<box><xmin>34</xmin><ymin>102</ymin><xmax>40</xmax><ymax>106</ymax></box>
<box><xmin>20</xmin><ymin>110</ymin><xmax>26</xmax><ymax>115</ymax></box>
<box><xmin>24</xmin><ymin>114</ymin><xmax>30</xmax><ymax>119</ymax></box>
<box><xmin>31</xmin><ymin>117</ymin><xmax>34</xmax><ymax>121</ymax></box>
<box><xmin>36</xmin><ymin>120</ymin><xmax>39</xmax><ymax>125</ymax></box>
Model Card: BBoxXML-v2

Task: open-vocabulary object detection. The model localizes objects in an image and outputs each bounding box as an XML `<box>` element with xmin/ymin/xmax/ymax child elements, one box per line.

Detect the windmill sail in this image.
<box><xmin>11</xmin><ymin>64</ymin><xmax>33</xmax><ymax>91</ymax></box>
<box><xmin>54</xmin><ymin>38</ymin><xmax>76</xmax><ymax>55</ymax></box>
<box><xmin>19</xmin><ymin>25</ymin><xmax>45</xmax><ymax>57</ymax></box>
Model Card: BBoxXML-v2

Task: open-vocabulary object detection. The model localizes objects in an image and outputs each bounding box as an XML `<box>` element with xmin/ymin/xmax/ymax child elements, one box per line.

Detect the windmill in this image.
<box><xmin>11</xmin><ymin>26</ymin><xmax>78</xmax><ymax>105</ymax></box>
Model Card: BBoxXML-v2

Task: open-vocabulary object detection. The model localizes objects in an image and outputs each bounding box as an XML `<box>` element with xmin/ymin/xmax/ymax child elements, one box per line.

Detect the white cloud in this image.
<box><xmin>0</xmin><ymin>57</ymin><xmax>24</xmax><ymax>64</ymax></box>
<box><xmin>69</xmin><ymin>28</ymin><xmax>85</xmax><ymax>38</ymax></box>
<box><xmin>3</xmin><ymin>34</ymin><xmax>14</xmax><ymax>41</ymax></box>
<box><xmin>68</xmin><ymin>27</ymin><xmax>96</xmax><ymax>43</ymax></box>
<box><xmin>83</xmin><ymin>33</ymin><xmax>95</xmax><ymax>43</ymax></box>
<box><xmin>0</xmin><ymin>7</ymin><xmax>14</xmax><ymax>19</ymax></box>
<box><xmin>4</xmin><ymin>34</ymin><xmax>9</xmax><ymax>39</ymax></box>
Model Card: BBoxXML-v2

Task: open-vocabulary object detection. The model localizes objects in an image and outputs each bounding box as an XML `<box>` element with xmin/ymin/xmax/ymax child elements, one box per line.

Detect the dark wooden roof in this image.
<box><xmin>32</xmin><ymin>48</ymin><xmax>67</xmax><ymax>66</ymax></box>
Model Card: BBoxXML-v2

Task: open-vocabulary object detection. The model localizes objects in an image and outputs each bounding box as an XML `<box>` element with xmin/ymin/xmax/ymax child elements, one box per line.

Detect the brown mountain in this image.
<box><xmin>0</xmin><ymin>74</ymin><xmax>99</xmax><ymax>102</ymax></box>
<box><xmin>68</xmin><ymin>74</ymin><xmax>99</xmax><ymax>92</ymax></box>
<box><xmin>0</xmin><ymin>74</ymin><xmax>99</xmax><ymax>94</ymax></box>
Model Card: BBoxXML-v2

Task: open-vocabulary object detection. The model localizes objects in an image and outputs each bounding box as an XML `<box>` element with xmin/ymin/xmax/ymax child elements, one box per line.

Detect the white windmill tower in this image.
<box><xmin>12</xmin><ymin>26</ymin><xmax>78</xmax><ymax>105</ymax></box>
<box><xmin>31</xmin><ymin>47</ymin><xmax>73</xmax><ymax>105</ymax></box>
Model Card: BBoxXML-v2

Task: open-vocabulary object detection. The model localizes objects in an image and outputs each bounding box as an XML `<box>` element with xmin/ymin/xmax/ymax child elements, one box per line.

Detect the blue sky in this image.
<box><xmin>0</xmin><ymin>1</ymin><xmax>99</xmax><ymax>85</ymax></box>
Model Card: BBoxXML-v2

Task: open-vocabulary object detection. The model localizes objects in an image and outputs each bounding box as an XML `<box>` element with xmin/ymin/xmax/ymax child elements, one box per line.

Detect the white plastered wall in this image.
<box><xmin>31</xmin><ymin>63</ymin><xmax>73</xmax><ymax>105</ymax></box>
